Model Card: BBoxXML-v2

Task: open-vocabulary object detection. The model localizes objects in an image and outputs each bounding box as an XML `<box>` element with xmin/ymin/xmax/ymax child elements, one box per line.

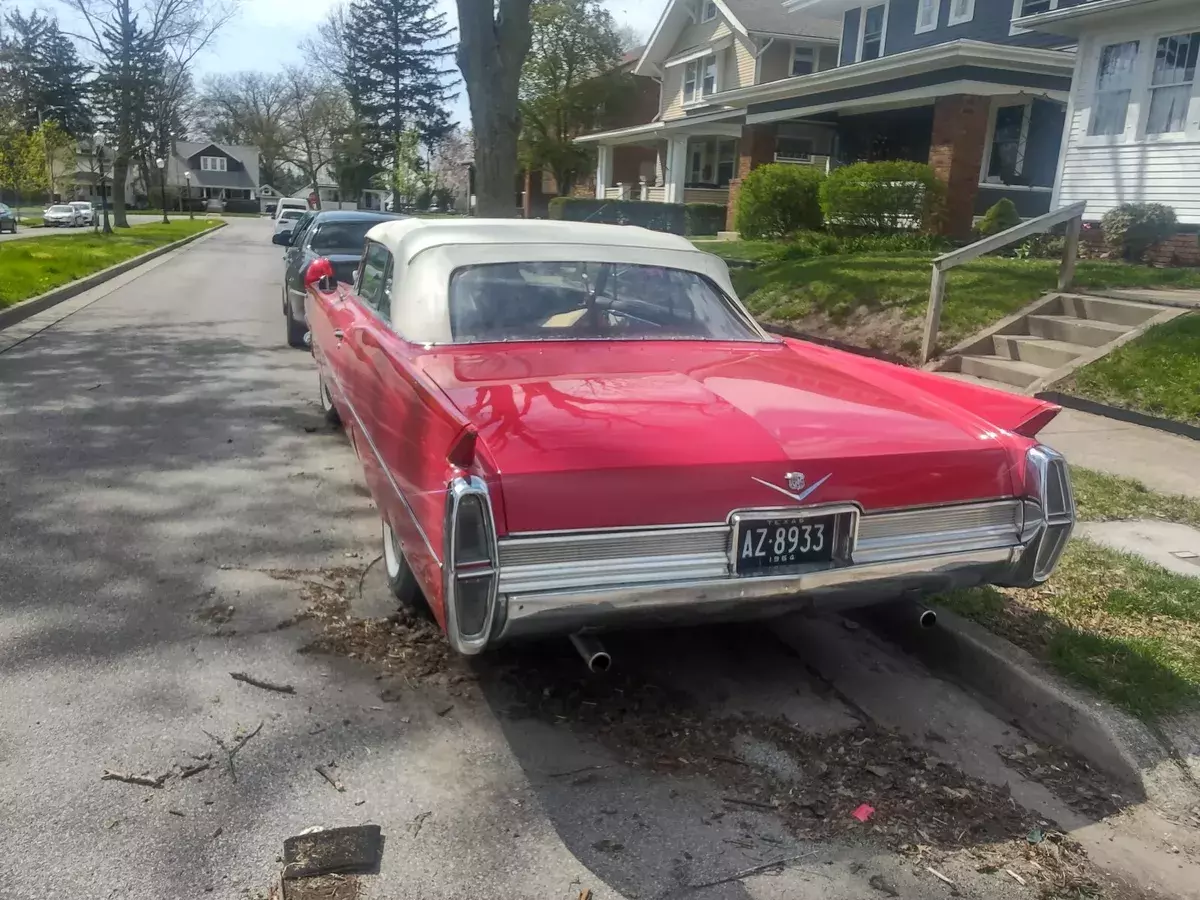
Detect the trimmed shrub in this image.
<box><xmin>734</xmin><ymin>163</ymin><xmax>824</xmax><ymax>239</ymax></box>
<box><xmin>548</xmin><ymin>197</ymin><xmax>685</xmax><ymax>234</ymax></box>
<box><xmin>1101</xmin><ymin>202</ymin><xmax>1178</xmax><ymax>262</ymax></box>
<box><xmin>820</xmin><ymin>161</ymin><xmax>944</xmax><ymax>234</ymax></box>
<box><xmin>684</xmin><ymin>202</ymin><xmax>726</xmax><ymax>236</ymax></box>
<box><xmin>977</xmin><ymin>198</ymin><xmax>1021</xmax><ymax>237</ymax></box>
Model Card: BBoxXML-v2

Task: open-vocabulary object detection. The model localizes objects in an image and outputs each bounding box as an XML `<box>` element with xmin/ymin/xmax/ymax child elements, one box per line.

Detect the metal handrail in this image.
<box><xmin>920</xmin><ymin>200</ymin><xmax>1087</xmax><ymax>363</ymax></box>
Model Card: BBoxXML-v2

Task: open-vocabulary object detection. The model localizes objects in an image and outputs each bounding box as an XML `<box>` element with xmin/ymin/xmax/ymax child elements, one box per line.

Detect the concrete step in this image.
<box><xmin>1026</xmin><ymin>314</ymin><xmax>1131</xmax><ymax>347</ymax></box>
<box><xmin>958</xmin><ymin>354</ymin><xmax>1051</xmax><ymax>389</ymax></box>
<box><xmin>992</xmin><ymin>334</ymin><xmax>1091</xmax><ymax>369</ymax></box>
<box><xmin>1058</xmin><ymin>293</ymin><xmax>1164</xmax><ymax>327</ymax></box>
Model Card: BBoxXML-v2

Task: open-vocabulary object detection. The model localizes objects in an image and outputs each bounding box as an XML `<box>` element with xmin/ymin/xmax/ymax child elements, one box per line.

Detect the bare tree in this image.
<box><xmin>199</xmin><ymin>71</ymin><xmax>293</xmax><ymax>189</ymax></box>
<box><xmin>455</xmin><ymin>0</ymin><xmax>532</xmax><ymax>217</ymax></box>
<box><xmin>279</xmin><ymin>66</ymin><xmax>349</xmax><ymax>203</ymax></box>
<box><xmin>63</xmin><ymin>0</ymin><xmax>235</xmax><ymax>226</ymax></box>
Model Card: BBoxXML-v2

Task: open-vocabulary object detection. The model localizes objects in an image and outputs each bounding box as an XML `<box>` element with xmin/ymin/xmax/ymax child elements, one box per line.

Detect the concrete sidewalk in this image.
<box><xmin>1041</xmin><ymin>407</ymin><xmax>1200</xmax><ymax>498</ymax></box>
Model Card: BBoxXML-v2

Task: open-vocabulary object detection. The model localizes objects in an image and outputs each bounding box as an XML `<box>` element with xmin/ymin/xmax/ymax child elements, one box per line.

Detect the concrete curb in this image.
<box><xmin>0</xmin><ymin>221</ymin><xmax>226</xmax><ymax>333</ymax></box>
<box><xmin>865</xmin><ymin>600</ymin><xmax>1200</xmax><ymax>816</ymax></box>
<box><xmin>1035</xmin><ymin>390</ymin><xmax>1200</xmax><ymax>442</ymax></box>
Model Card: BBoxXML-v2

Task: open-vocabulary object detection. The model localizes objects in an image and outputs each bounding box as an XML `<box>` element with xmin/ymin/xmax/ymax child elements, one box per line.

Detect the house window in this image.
<box><xmin>1017</xmin><ymin>0</ymin><xmax>1056</xmax><ymax>15</ymax></box>
<box><xmin>859</xmin><ymin>4</ymin><xmax>887</xmax><ymax>62</ymax></box>
<box><xmin>916</xmin><ymin>0</ymin><xmax>940</xmax><ymax>35</ymax></box>
<box><xmin>200</xmin><ymin>156</ymin><xmax>227</xmax><ymax>172</ymax></box>
<box><xmin>684</xmin><ymin>54</ymin><xmax>719</xmax><ymax>103</ymax></box>
<box><xmin>699</xmin><ymin>0</ymin><xmax>717</xmax><ymax>23</ymax></box>
<box><xmin>686</xmin><ymin>139</ymin><xmax>737</xmax><ymax>186</ymax></box>
<box><xmin>775</xmin><ymin>137</ymin><xmax>815</xmax><ymax>162</ymax></box>
<box><xmin>1089</xmin><ymin>41</ymin><xmax>1140</xmax><ymax>136</ymax></box>
<box><xmin>1146</xmin><ymin>31</ymin><xmax>1200</xmax><ymax>134</ymax></box>
<box><xmin>792</xmin><ymin>45</ymin><xmax>815</xmax><ymax>76</ymax></box>
<box><xmin>948</xmin><ymin>0</ymin><xmax>974</xmax><ymax>26</ymax></box>
<box><xmin>987</xmin><ymin>104</ymin><xmax>1031</xmax><ymax>184</ymax></box>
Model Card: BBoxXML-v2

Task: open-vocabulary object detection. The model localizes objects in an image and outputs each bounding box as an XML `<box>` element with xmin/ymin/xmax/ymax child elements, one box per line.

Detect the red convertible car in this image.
<box><xmin>305</xmin><ymin>220</ymin><xmax>1074</xmax><ymax>664</ymax></box>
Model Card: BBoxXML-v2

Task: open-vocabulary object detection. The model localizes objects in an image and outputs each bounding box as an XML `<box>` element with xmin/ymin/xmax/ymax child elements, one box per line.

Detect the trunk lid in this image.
<box><xmin>418</xmin><ymin>341</ymin><xmax>1019</xmax><ymax>533</ymax></box>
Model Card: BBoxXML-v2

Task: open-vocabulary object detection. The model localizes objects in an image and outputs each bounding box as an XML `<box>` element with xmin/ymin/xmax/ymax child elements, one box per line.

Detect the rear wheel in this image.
<box><xmin>382</xmin><ymin>519</ymin><xmax>426</xmax><ymax>615</ymax></box>
<box><xmin>318</xmin><ymin>372</ymin><xmax>341</xmax><ymax>427</ymax></box>
<box><xmin>285</xmin><ymin>297</ymin><xmax>307</xmax><ymax>348</ymax></box>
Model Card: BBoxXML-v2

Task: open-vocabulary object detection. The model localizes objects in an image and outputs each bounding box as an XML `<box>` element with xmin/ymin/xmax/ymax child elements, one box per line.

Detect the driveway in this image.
<box><xmin>0</xmin><ymin>218</ymin><xmax>1194</xmax><ymax>900</ymax></box>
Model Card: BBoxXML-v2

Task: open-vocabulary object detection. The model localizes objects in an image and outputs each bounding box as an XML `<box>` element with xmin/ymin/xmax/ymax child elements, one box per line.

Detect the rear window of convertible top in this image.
<box><xmin>447</xmin><ymin>261</ymin><xmax>762</xmax><ymax>344</ymax></box>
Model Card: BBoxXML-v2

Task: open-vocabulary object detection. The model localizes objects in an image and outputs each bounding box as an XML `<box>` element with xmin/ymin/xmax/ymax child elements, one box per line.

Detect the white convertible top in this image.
<box><xmin>363</xmin><ymin>218</ymin><xmax>747</xmax><ymax>345</ymax></box>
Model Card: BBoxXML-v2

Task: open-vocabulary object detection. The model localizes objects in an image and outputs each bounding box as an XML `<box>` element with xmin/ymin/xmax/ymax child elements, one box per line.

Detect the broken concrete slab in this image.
<box><xmin>1078</xmin><ymin>520</ymin><xmax>1200</xmax><ymax>579</ymax></box>
<box><xmin>861</xmin><ymin>601</ymin><xmax>1200</xmax><ymax>819</ymax></box>
<box><xmin>283</xmin><ymin>825</ymin><xmax>383</xmax><ymax>879</ymax></box>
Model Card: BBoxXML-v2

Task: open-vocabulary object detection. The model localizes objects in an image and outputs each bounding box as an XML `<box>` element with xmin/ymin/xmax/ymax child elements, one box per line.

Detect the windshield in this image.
<box><xmin>49</xmin><ymin>205</ymin><xmax>72</xmax><ymax>213</ymax></box>
<box><xmin>448</xmin><ymin>261</ymin><xmax>762</xmax><ymax>344</ymax></box>
<box><xmin>280</xmin><ymin>210</ymin><xmax>303</xmax><ymax>221</ymax></box>
<box><xmin>70</xmin><ymin>202</ymin><xmax>89</xmax><ymax>209</ymax></box>
<box><xmin>309</xmin><ymin>220</ymin><xmax>382</xmax><ymax>255</ymax></box>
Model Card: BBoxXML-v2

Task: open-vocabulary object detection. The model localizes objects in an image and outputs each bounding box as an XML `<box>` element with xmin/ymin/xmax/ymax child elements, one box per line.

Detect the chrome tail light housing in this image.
<box><xmin>1004</xmin><ymin>445</ymin><xmax>1075</xmax><ymax>586</ymax></box>
<box><xmin>443</xmin><ymin>476</ymin><xmax>499</xmax><ymax>654</ymax></box>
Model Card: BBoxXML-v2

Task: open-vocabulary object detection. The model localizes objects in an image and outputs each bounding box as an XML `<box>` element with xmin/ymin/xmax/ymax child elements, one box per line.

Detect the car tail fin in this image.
<box><xmin>446</xmin><ymin>425</ymin><xmax>478</xmax><ymax>469</ymax></box>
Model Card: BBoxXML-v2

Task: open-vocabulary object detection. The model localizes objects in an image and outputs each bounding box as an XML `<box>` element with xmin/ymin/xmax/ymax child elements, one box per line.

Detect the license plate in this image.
<box><xmin>735</xmin><ymin>514</ymin><xmax>839</xmax><ymax>575</ymax></box>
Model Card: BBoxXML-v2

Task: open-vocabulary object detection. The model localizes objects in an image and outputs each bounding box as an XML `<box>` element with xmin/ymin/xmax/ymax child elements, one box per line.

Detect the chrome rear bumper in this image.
<box><xmin>493</xmin><ymin>543</ymin><xmax>1021</xmax><ymax>641</ymax></box>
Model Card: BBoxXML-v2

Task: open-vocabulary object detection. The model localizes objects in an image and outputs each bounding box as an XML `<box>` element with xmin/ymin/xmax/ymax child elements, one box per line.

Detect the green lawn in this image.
<box><xmin>1060</xmin><ymin>312</ymin><xmax>1200</xmax><ymax>427</ymax></box>
<box><xmin>696</xmin><ymin>242</ymin><xmax>1200</xmax><ymax>363</ymax></box>
<box><xmin>0</xmin><ymin>219</ymin><xmax>221</xmax><ymax>309</ymax></box>
<box><xmin>939</xmin><ymin>468</ymin><xmax>1200</xmax><ymax>720</ymax></box>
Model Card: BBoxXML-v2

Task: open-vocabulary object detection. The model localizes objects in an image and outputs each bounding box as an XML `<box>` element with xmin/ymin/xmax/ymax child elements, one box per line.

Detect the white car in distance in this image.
<box><xmin>43</xmin><ymin>204</ymin><xmax>82</xmax><ymax>227</ymax></box>
<box><xmin>69</xmin><ymin>202</ymin><xmax>95</xmax><ymax>226</ymax></box>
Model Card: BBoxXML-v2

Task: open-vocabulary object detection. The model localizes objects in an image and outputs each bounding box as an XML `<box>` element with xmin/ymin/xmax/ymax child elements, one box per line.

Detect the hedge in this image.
<box><xmin>1102</xmin><ymin>203</ymin><xmax>1178</xmax><ymax>262</ymax></box>
<box><xmin>820</xmin><ymin>160</ymin><xmax>944</xmax><ymax>234</ymax></box>
<box><xmin>684</xmin><ymin>203</ymin><xmax>726</xmax><ymax>236</ymax></box>
<box><xmin>734</xmin><ymin>163</ymin><xmax>824</xmax><ymax>238</ymax></box>
<box><xmin>548</xmin><ymin>197</ymin><xmax>686</xmax><ymax>234</ymax></box>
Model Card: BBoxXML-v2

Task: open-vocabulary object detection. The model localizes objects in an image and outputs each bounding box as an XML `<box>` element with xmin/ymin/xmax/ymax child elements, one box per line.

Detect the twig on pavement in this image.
<box><xmin>686</xmin><ymin>851</ymin><xmax>818</xmax><ymax>891</ymax></box>
<box><xmin>926</xmin><ymin>867</ymin><xmax>955</xmax><ymax>887</ymax></box>
<box><xmin>315</xmin><ymin>765</ymin><xmax>345</xmax><ymax>792</ymax></box>
<box><xmin>180</xmin><ymin>762</ymin><xmax>210</xmax><ymax>779</ymax></box>
<box><xmin>101</xmin><ymin>770</ymin><xmax>171</xmax><ymax>788</ymax></box>
<box><xmin>229</xmin><ymin>671</ymin><xmax>295</xmax><ymax>694</ymax></box>
<box><xmin>203</xmin><ymin>720</ymin><xmax>264</xmax><ymax>783</ymax></box>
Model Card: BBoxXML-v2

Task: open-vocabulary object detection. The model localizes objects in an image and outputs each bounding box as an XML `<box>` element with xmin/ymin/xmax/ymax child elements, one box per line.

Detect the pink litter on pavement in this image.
<box><xmin>852</xmin><ymin>804</ymin><xmax>875</xmax><ymax>822</ymax></box>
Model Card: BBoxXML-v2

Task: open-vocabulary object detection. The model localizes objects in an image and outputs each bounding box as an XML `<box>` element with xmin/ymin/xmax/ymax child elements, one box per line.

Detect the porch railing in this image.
<box><xmin>920</xmin><ymin>201</ymin><xmax>1087</xmax><ymax>363</ymax></box>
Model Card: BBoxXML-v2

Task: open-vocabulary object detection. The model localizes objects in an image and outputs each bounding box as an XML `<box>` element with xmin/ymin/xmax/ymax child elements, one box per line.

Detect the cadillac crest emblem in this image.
<box><xmin>786</xmin><ymin>472</ymin><xmax>805</xmax><ymax>492</ymax></box>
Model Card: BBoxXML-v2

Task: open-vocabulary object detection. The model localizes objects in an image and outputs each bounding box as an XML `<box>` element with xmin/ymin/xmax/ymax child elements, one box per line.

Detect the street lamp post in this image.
<box><xmin>185</xmin><ymin>171</ymin><xmax>193</xmax><ymax>220</ymax></box>
<box><xmin>156</xmin><ymin>157</ymin><xmax>168</xmax><ymax>224</ymax></box>
<box><xmin>93</xmin><ymin>131</ymin><xmax>111</xmax><ymax>234</ymax></box>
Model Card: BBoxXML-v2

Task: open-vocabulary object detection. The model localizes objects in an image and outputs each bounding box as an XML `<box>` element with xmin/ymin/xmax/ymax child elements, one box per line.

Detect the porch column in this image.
<box><xmin>663</xmin><ymin>137</ymin><xmax>688</xmax><ymax>204</ymax></box>
<box><xmin>726</xmin><ymin>124</ymin><xmax>776</xmax><ymax>231</ymax></box>
<box><xmin>595</xmin><ymin>145</ymin><xmax>613</xmax><ymax>200</ymax></box>
<box><xmin>928</xmin><ymin>95</ymin><xmax>990</xmax><ymax>239</ymax></box>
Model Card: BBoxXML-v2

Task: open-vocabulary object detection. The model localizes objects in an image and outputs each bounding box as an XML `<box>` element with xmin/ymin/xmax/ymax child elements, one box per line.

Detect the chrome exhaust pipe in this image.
<box><xmin>570</xmin><ymin>633</ymin><xmax>611</xmax><ymax>674</ymax></box>
<box><xmin>918</xmin><ymin>608</ymin><xmax>938</xmax><ymax>629</ymax></box>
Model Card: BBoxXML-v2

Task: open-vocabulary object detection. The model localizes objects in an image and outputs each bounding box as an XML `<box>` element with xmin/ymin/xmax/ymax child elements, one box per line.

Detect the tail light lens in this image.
<box><xmin>1024</xmin><ymin>445</ymin><xmax>1075</xmax><ymax>581</ymax></box>
<box><xmin>445</xmin><ymin>476</ymin><xmax>497</xmax><ymax>653</ymax></box>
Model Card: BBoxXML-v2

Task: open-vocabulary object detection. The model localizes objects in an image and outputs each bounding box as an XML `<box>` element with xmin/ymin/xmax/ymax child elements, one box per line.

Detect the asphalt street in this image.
<box><xmin>1</xmin><ymin>219</ymin><xmax>1196</xmax><ymax>900</ymax></box>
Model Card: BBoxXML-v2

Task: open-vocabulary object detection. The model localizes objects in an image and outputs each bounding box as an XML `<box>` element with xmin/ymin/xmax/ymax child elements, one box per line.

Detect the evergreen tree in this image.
<box><xmin>0</xmin><ymin>10</ymin><xmax>92</xmax><ymax>137</ymax></box>
<box><xmin>344</xmin><ymin>0</ymin><xmax>457</xmax><ymax>206</ymax></box>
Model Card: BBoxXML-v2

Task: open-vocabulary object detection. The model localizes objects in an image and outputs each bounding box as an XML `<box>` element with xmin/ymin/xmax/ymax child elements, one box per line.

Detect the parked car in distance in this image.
<box><xmin>305</xmin><ymin>220</ymin><xmax>1075</xmax><ymax>664</ymax></box>
<box><xmin>277</xmin><ymin>209</ymin><xmax>404</xmax><ymax>347</ymax></box>
<box><xmin>273</xmin><ymin>208</ymin><xmax>305</xmax><ymax>240</ymax></box>
<box><xmin>43</xmin><ymin>204</ymin><xmax>81</xmax><ymax>227</ymax></box>
<box><xmin>69</xmin><ymin>201</ymin><xmax>95</xmax><ymax>226</ymax></box>
<box><xmin>274</xmin><ymin>197</ymin><xmax>308</xmax><ymax>222</ymax></box>
<box><xmin>0</xmin><ymin>203</ymin><xmax>17</xmax><ymax>233</ymax></box>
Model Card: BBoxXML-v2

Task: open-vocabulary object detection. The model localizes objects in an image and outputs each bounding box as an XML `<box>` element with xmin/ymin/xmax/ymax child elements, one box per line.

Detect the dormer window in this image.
<box><xmin>699</xmin><ymin>0</ymin><xmax>717</xmax><ymax>23</ymax></box>
<box><xmin>200</xmin><ymin>156</ymin><xmax>227</xmax><ymax>172</ymax></box>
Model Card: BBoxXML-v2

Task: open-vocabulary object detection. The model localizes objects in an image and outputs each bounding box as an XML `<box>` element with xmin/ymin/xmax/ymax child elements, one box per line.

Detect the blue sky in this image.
<box><xmin>18</xmin><ymin>0</ymin><xmax>661</xmax><ymax>132</ymax></box>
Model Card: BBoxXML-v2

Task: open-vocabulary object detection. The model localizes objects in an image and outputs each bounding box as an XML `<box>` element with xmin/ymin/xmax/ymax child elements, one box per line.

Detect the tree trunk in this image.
<box><xmin>111</xmin><ymin>155</ymin><xmax>130</xmax><ymax>226</ymax></box>
<box><xmin>456</xmin><ymin>0</ymin><xmax>532</xmax><ymax>218</ymax></box>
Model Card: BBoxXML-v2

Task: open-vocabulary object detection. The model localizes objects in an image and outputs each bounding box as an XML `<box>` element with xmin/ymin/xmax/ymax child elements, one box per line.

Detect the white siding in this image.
<box><xmin>1056</xmin><ymin>11</ymin><xmax>1200</xmax><ymax>224</ymax></box>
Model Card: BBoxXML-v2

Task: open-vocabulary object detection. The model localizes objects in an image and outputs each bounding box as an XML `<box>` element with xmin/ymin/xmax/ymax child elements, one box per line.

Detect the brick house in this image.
<box><xmin>521</xmin><ymin>46</ymin><xmax>661</xmax><ymax>217</ymax></box>
<box><xmin>578</xmin><ymin>0</ymin><xmax>1100</xmax><ymax>237</ymax></box>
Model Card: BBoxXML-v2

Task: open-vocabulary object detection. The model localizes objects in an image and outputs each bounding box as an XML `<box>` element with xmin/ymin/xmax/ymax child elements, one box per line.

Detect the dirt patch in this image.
<box><xmin>488</xmin><ymin>641</ymin><xmax>1148</xmax><ymax>899</ymax></box>
<box><xmin>268</xmin><ymin>566</ymin><xmax>466</xmax><ymax>687</ymax></box>
<box><xmin>998</xmin><ymin>741</ymin><xmax>1125</xmax><ymax>820</ymax></box>
<box><xmin>762</xmin><ymin>306</ymin><xmax>925</xmax><ymax>365</ymax></box>
<box><xmin>277</xmin><ymin>874</ymin><xmax>359</xmax><ymax>900</ymax></box>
